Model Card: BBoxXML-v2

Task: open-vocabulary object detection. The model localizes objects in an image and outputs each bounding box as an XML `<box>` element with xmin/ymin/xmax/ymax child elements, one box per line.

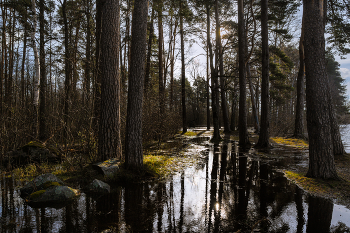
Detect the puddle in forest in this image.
<box><xmin>1</xmin><ymin>137</ymin><xmax>350</xmax><ymax>232</ymax></box>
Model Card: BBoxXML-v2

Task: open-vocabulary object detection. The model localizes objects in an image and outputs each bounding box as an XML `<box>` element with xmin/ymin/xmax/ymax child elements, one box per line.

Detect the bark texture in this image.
<box><xmin>125</xmin><ymin>0</ymin><xmax>148</xmax><ymax>168</ymax></box>
<box><xmin>238</xmin><ymin>0</ymin><xmax>250</xmax><ymax>150</ymax></box>
<box><xmin>180</xmin><ymin>0</ymin><xmax>187</xmax><ymax>133</ymax></box>
<box><xmin>98</xmin><ymin>0</ymin><xmax>122</xmax><ymax>161</ymax></box>
<box><xmin>303</xmin><ymin>0</ymin><xmax>339</xmax><ymax>179</ymax></box>
<box><xmin>256</xmin><ymin>0</ymin><xmax>270</xmax><ymax>149</ymax></box>
<box><xmin>294</xmin><ymin>32</ymin><xmax>306</xmax><ymax>139</ymax></box>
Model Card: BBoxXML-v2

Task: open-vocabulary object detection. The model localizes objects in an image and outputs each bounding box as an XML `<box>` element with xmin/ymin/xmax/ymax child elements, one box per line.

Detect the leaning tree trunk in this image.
<box><xmin>98</xmin><ymin>0</ymin><xmax>122</xmax><ymax>161</ymax></box>
<box><xmin>303</xmin><ymin>0</ymin><xmax>339</xmax><ymax>179</ymax></box>
<box><xmin>238</xmin><ymin>0</ymin><xmax>250</xmax><ymax>150</ymax></box>
<box><xmin>125</xmin><ymin>0</ymin><xmax>148</xmax><ymax>169</ymax></box>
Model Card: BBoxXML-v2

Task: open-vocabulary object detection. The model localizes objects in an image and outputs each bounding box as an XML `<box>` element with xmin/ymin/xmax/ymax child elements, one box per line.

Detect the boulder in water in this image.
<box><xmin>86</xmin><ymin>179</ymin><xmax>110</xmax><ymax>194</ymax></box>
<box><xmin>92</xmin><ymin>158</ymin><xmax>120</xmax><ymax>178</ymax></box>
<box><xmin>20</xmin><ymin>173</ymin><xmax>64</xmax><ymax>198</ymax></box>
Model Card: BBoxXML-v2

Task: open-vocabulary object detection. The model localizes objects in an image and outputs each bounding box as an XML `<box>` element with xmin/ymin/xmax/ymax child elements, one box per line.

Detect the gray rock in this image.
<box><xmin>86</xmin><ymin>179</ymin><xmax>110</xmax><ymax>193</ymax></box>
<box><xmin>20</xmin><ymin>173</ymin><xmax>64</xmax><ymax>198</ymax></box>
<box><xmin>6</xmin><ymin>141</ymin><xmax>59</xmax><ymax>167</ymax></box>
<box><xmin>92</xmin><ymin>158</ymin><xmax>120</xmax><ymax>177</ymax></box>
<box><xmin>28</xmin><ymin>185</ymin><xmax>80</xmax><ymax>207</ymax></box>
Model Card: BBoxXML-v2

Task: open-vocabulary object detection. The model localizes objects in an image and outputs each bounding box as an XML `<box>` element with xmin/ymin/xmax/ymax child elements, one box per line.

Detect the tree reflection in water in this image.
<box><xmin>1</xmin><ymin>137</ymin><xmax>350</xmax><ymax>232</ymax></box>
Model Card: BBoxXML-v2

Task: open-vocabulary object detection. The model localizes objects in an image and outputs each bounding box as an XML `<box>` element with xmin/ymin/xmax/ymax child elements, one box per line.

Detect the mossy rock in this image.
<box><xmin>27</xmin><ymin>185</ymin><xmax>80</xmax><ymax>208</ymax></box>
<box><xmin>29</xmin><ymin>190</ymin><xmax>46</xmax><ymax>200</ymax></box>
<box><xmin>20</xmin><ymin>173</ymin><xmax>64</xmax><ymax>198</ymax></box>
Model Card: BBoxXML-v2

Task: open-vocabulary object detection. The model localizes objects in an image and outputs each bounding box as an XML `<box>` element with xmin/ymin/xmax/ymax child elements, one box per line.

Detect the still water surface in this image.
<box><xmin>1</xmin><ymin>128</ymin><xmax>350</xmax><ymax>232</ymax></box>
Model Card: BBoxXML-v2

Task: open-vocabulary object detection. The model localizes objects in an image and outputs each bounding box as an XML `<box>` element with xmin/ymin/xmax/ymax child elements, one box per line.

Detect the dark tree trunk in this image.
<box><xmin>206</xmin><ymin>44</ymin><xmax>210</xmax><ymax>130</ymax></box>
<box><xmin>21</xmin><ymin>20</ymin><xmax>27</xmax><ymax>108</ymax></box>
<box><xmin>207</xmin><ymin>4</ymin><xmax>220</xmax><ymax>141</ymax></box>
<box><xmin>303</xmin><ymin>0</ymin><xmax>339</xmax><ymax>179</ymax></box>
<box><xmin>256</xmin><ymin>0</ymin><xmax>270</xmax><ymax>149</ymax></box>
<box><xmin>215</xmin><ymin>0</ymin><xmax>230</xmax><ymax>133</ymax></box>
<box><xmin>84</xmin><ymin>0</ymin><xmax>92</xmax><ymax>105</ymax></box>
<box><xmin>125</xmin><ymin>0</ymin><xmax>148</xmax><ymax>169</ymax></box>
<box><xmin>180</xmin><ymin>0</ymin><xmax>187</xmax><ymax>133</ymax></box>
<box><xmin>238</xmin><ymin>0</ymin><xmax>250</xmax><ymax>150</ymax></box>
<box><xmin>38</xmin><ymin>0</ymin><xmax>46</xmax><ymax>141</ymax></box>
<box><xmin>93</xmin><ymin>0</ymin><xmax>102</xmax><ymax>135</ymax></box>
<box><xmin>144</xmin><ymin>6</ymin><xmax>154</xmax><ymax>94</ymax></box>
<box><xmin>247</xmin><ymin>63</ymin><xmax>260</xmax><ymax>133</ymax></box>
<box><xmin>98</xmin><ymin>0</ymin><xmax>122</xmax><ymax>161</ymax></box>
<box><xmin>157</xmin><ymin>0</ymin><xmax>165</xmax><ymax>124</ymax></box>
<box><xmin>294</xmin><ymin>29</ymin><xmax>306</xmax><ymax>139</ymax></box>
<box><xmin>62</xmin><ymin>0</ymin><xmax>71</xmax><ymax>143</ymax></box>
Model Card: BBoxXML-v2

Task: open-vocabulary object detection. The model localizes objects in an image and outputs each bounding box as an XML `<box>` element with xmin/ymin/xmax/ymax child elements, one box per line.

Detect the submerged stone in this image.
<box><xmin>92</xmin><ymin>158</ymin><xmax>120</xmax><ymax>178</ymax></box>
<box><xmin>86</xmin><ymin>179</ymin><xmax>110</xmax><ymax>193</ymax></box>
<box><xmin>20</xmin><ymin>173</ymin><xmax>64</xmax><ymax>198</ymax></box>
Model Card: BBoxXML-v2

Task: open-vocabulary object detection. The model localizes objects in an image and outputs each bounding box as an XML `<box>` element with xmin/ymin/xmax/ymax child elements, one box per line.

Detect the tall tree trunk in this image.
<box><xmin>294</xmin><ymin>26</ymin><xmax>306</xmax><ymax>139</ymax></box>
<box><xmin>144</xmin><ymin>6</ymin><xmax>154</xmax><ymax>94</ymax></box>
<box><xmin>207</xmin><ymin>4</ymin><xmax>220</xmax><ymax>141</ymax></box>
<box><xmin>206</xmin><ymin>42</ymin><xmax>210</xmax><ymax>130</ymax></box>
<box><xmin>180</xmin><ymin>0</ymin><xmax>187</xmax><ymax>133</ymax></box>
<box><xmin>93</xmin><ymin>0</ymin><xmax>102</xmax><ymax>135</ymax></box>
<box><xmin>238</xmin><ymin>0</ymin><xmax>250</xmax><ymax>150</ymax></box>
<box><xmin>98</xmin><ymin>0</ymin><xmax>122</xmax><ymax>161</ymax></box>
<box><xmin>0</xmin><ymin>1</ymin><xmax>5</xmax><ymax>117</ymax></box>
<box><xmin>21</xmin><ymin>20</ymin><xmax>27</xmax><ymax>108</ymax></box>
<box><xmin>62</xmin><ymin>0</ymin><xmax>71</xmax><ymax>144</ymax></box>
<box><xmin>215</xmin><ymin>0</ymin><xmax>230</xmax><ymax>133</ymax></box>
<box><xmin>256</xmin><ymin>0</ymin><xmax>270</xmax><ymax>149</ymax></box>
<box><xmin>125</xmin><ymin>0</ymin><xmax>149</xmax><ymax>169</ymax></box>
<box><xmin>31</xmin><ymin>0</ymin><xmax>40</xmax><ymax>138</ymax></box>
<box><xmin>303</xmin><ymin>0</ymin><xmax>339</xmax><ymax>179</ymax></box>
<box><xmin>157</xmin><ymin>0</ymin><xmax>165</xmax><ymax>135</ymax></box>
<box><xmin>84</xmin><ymin>0</ymin><xmax>92</xmax><ymax>106</ymax></box>
<box><xmin>39</xmin><ymin>0</ymin><xmax>46</xmax><ymax>141</ymax></box>
<box><xmin>247</xmin><ymin>63</ymin><xmax>260</xmax><ymax>133</ymax></box>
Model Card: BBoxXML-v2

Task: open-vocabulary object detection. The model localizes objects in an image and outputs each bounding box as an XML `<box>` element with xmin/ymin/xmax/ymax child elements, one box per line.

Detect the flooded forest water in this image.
<box><xmin>1</xmin><ymin>127</ymin><xmax>350</xmax><ymax>232</ymax></box>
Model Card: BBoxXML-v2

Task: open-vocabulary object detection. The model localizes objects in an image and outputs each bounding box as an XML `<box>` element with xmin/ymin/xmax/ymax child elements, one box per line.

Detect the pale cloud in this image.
<box><xmin>340</xmin><ymin>68</ymin><xmax>350</xmax><ymax>80</ymax></box>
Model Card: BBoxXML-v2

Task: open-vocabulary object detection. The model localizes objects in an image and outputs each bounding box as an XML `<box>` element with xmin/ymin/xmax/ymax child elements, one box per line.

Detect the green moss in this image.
<box><xmin>272</xmin><ymin>137</ymin><xmax>308</xmax><ymax>148</ymax></box>
<box><xmin>183</xmin><ymin>131</ymin><xmax>197</xmax><ymax>136</ymax></box>
<box><xmin>23</xmin><ymin>141</ymin><xmax>45</xmax><ymax>149</ymax></box>
<box><xmin>42</xmin><ymin>181</ymin><xmax>61</xmax><ymax>189</ymax></box>
<box><xmin>29</xmin><ymin>190</ymin><xmax>46</xmax><ymax>200</ymax></box>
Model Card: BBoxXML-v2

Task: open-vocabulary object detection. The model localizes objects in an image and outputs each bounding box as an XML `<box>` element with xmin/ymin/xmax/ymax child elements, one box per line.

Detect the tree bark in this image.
<box><xmin>180</xmin><ymin>0</ymin><xmax>187</xmax><ymax>133</ymax></box>
<box><xmin>303</xmin><ymin>0</ymin><xmax>339</xmax><ymax>179</ymax></box>
<box><xmin>294</xmin><ymin>30</ymin><xmax>306</xmax><ymax>139</ymax></box>
<box><xmin>256</xmin><ymin>0</ymin><xmax>270</xmax><ymax>149</ymax></box>
<box><xmin>144</xmin><ymin>6</ymin><xmax>154</xmax><ymax>94</ymax></box>
<box><xmin>62</xmin><ymin>0</ymin><xmax>71</xmax><ymax>144</ymax></box>
<box><xmin>157</xmin><ymin>0</ymin><xmax>165</xmax><ymax>126</ymax></box>
<box><xmin>31</xmin><ymin>0</ymin><xmax>40</xmax><ymax>138</ymax></box>
<box><xmin>125</xmin><ymin>0</ymin><xmax>149</xmax><ymax>169</ymax></box>
<box><xmin>207</xmin><ymin>4</ymin><xmax>220</xmax><ymax>141</ymax></box>
<box><xmin>98</xmin><ymin>0</ymin><xmax>122</xmax><ymax>161</ymax></box>
<box><xmin>238</xmin><ymin>0</ymin><xmax>250</xmax><ymax>150</ymax></box>
<box><xmin>38</xmin><ymin>0</ymin><xmax>46</xmax><ymax>141</ymax></box>
<box><xmin>215</xmin><ymin>0</ymin><xmax>230</xmax><ymax>133</ymax></box>
<box><xmin>247</xmin><ymin>63</ymin><xmax>260</xmax><ymax>133</ymax></box>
